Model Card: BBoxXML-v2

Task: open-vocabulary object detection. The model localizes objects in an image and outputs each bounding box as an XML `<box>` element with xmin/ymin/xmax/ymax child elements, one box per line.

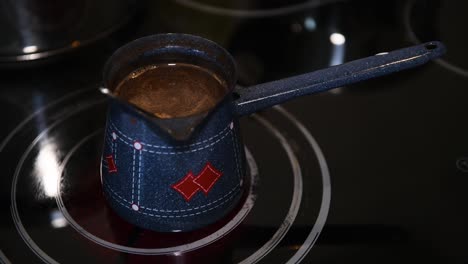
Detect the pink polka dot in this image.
<box><xmin>133</xmin><ymin>141</ymin><xmax>142</xmax><ymax>150</ymax></box>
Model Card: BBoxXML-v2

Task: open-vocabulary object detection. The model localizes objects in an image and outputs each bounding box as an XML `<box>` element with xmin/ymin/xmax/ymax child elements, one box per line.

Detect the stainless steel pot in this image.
<box><xmin>0</xmin><ymin>0</ymin><xmax>137</xmax><ymax>63</ymax></box>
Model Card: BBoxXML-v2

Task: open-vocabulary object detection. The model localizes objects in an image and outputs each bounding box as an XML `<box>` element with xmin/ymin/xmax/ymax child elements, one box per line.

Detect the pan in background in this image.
<box><xmin>0</xmin><ymin>0</ymin><xmax>138</xmax><ymax>64</ymax></box>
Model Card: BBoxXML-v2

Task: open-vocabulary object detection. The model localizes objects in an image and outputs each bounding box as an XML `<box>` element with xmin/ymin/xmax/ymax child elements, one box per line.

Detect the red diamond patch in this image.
<box><xmin>171</xmin><ymin>172</ymin><xmax>199</xmax><ymax>202</ymax></box>
<box><xmin>172</xmin><ymin>162</ymin><xmax>223</xmax><ymax>201</ymax></box>
<box><xmin>193</xmin><ymin>162</ymin><xmax>223</xmax><ymax>195</ymax></box>
<box><xmin>106</xmin><ymin>155</ymin><xmax>117</xmax><ymax>173</ymax></box>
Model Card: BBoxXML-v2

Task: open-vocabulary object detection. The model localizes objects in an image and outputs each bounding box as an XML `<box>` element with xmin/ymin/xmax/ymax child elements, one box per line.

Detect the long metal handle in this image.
<box><xmin>234</xmin><ymin>41</ymin><xmax>446</xmax><ymax>116</ymax></box>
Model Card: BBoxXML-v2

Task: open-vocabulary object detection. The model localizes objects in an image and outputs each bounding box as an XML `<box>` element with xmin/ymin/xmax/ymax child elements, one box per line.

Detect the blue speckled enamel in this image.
<box><xmin>234</xmin><ymin>41</ymin><xmax>446</xmax><ymax>116</ymax></box>
<box><xmin>100</xmin><ymin>33</ymin><xmax>445</xmax><ymax>232</ymax></box>
<box><xmin>102</xmin><ymin>99</ymin><xmax>245</xmax><ymax>232</ymax></box>
<box><xmin>101</xmin><ymin>33</ymin><xmax>244</xmax><ymax>232</ymax></box>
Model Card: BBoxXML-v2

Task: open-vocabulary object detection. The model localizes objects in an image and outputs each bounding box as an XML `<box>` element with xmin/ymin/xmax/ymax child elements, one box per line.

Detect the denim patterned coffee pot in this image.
<box><xmin>100</xmin><ymin>34</ymin><xmax>445</xmax><ymax>232</ymax></box>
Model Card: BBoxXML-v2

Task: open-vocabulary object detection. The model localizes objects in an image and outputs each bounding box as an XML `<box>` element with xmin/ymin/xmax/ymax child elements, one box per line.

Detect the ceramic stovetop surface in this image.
<box><xmin>1</xmin><ymin>0</ymin><xmax>467</xmax><ymax>263</ymax></box>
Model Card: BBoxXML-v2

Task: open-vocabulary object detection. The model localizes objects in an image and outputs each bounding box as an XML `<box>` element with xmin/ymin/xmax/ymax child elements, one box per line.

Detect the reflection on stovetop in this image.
<box><xmin>404</xmin><ymin>0</ymin><xmax>468</xmax><ymax>77</ymax></box>
<box><xmin>1</xmin><ymin>0</ymin><xmax>468</xmax><ymax>263</ymax></box>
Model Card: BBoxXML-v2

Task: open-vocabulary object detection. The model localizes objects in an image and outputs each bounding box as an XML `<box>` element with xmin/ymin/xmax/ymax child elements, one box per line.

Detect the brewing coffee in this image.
<box><xmin>114</xmin><ymin>63</ymin><xmax>228</xmax><ymax>119</ymax></box>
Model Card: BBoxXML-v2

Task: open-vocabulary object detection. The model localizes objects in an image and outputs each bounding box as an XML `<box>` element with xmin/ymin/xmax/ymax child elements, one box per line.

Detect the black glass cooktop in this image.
<box><xmin>1</xmin><ymin>1</ymin><xmax>467</xmax><ymax>263</ymax></box>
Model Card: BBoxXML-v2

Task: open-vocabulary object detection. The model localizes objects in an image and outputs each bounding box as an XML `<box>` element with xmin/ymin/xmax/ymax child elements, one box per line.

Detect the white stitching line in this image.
<box><xmin>110</xmin><ymin>192</ymin><xmax>132</xmax><ymax>210</ymax></box>
<box><xmin>143</xmin><ymin>125</ymin><xmax>231</xmax><ymax>148</ymax></box>
<box><xmin>105</xmin><ymin>134</ymin><xmax>117</xmax><ymax>166</ymax></box>
<box><xmin>114</xmin><ymin>140</ymin><xmax>118</xmax><ymax>163</ymax></box>
<box><xmin>137</xmin><ymin>151</ymin><xmax>141</xmax><ymax>205</ymax></box>
<box><xmin>105</xmin><ymin>183</ymin><xmax>240</xmax><ymax>216</ymax></box>
<box><xmin>141</xmin><ymin>184</ymin><xmax>240</xmax><ymax>212</ymax></box>
<box><xmin>131</xmin><ymin>149</ymin><xmax>135</xmax><ymax>203</ymax></box>
<box><xmin>140</xmin><ymin>193</ymin><xmax>237</xmax><ymax>218</ymax></box>
<box><xmin>109</xmin><ymin>120</ymin><xmax>230</xmax><ymax>149</ymax></box>
<box><xmin>109</xmin><ymin>121</ymin><xmax>134</xmax><ymax>143</ymax></box>
<box><xmin>111</xmin><ymin>128</ymin><xmax>231</xmax><ymax>155</ymax></box>
<box><xmin>105</xmin><ymin>134</ymin><xmax>113</xmax><ymax>146</ymax></box>
<box><xmin>145</xmin><ymin>130</ymin><xmax>230</xmax><ymax>154</ymax></box>
<box><xmin>232</xmin><ymin>130</ymin><xmax>241</xmax><ymax>182</ymax></box>
<box><xmin>106</xmin><ymin>184</ymin><xmax>131</xmax><ymax>203</ymax></box>
<box><xmin>237</xmin><ymin>135</ymin><xmax>242</xmax><ymax>182</ymax></box>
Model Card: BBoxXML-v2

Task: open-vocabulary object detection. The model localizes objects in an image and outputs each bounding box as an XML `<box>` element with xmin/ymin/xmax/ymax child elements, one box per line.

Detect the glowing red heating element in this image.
<box><xmin>172</xmin><ymin>162</ymin><xmax>223</xmax><ymax>201</ymax></box>
<box><xmin>106</xmin><ymin>155</ymin><xmax>117</xmax><ymax>173</ymax></box>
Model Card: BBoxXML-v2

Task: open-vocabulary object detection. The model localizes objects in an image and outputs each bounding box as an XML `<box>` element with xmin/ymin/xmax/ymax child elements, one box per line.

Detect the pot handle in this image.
<box><xmin>234</xmin><ymin>41</ymin><xmax>446</xmax><ymax>116</ymax></box>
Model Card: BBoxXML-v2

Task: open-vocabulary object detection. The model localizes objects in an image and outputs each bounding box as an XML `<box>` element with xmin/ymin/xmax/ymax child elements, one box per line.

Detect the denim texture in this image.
<box><xmin>101</xmin><ymin>100</ymin><xmax>245</xmax><ymax>232</ymax></box>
